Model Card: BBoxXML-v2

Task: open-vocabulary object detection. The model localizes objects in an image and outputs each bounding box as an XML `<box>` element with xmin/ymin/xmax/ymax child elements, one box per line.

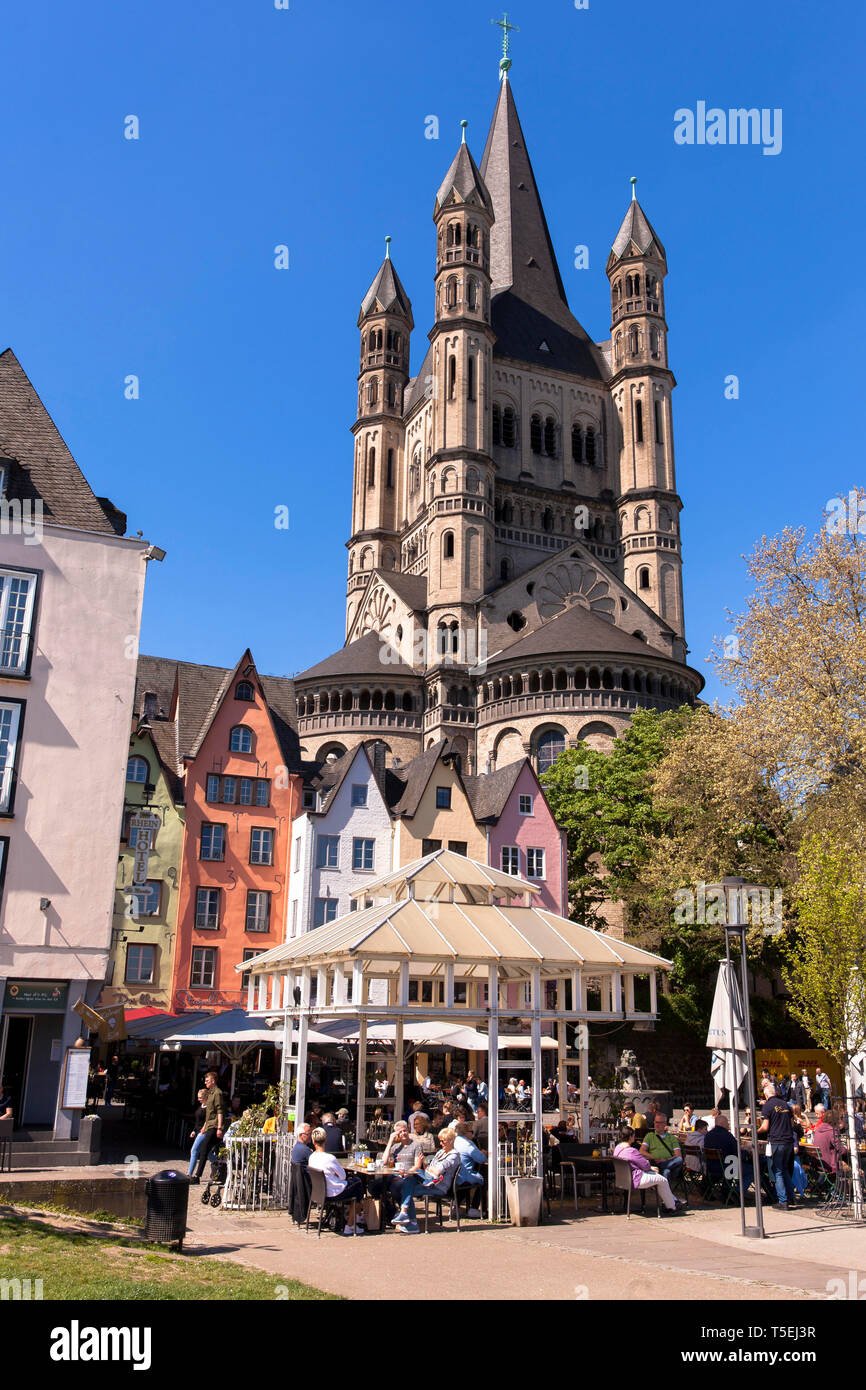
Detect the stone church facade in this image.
<box><xmin>294</xmin><ymin>70</ymin><xmax>703</xmax><ymax>776</ymax></box>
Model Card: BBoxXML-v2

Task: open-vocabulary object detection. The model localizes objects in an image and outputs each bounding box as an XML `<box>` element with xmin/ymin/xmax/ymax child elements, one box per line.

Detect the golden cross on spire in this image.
<box><xmin>492</xmin><ymin>12</ymin><xmax>519</xmax><ymax>74</ymax></box>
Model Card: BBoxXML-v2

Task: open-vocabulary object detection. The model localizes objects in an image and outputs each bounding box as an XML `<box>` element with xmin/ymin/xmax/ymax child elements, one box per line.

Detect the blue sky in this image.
<box><xmin>3</xmin><ymin>0</ymin><xmax>862</xmax><ymax>702</ymax></box>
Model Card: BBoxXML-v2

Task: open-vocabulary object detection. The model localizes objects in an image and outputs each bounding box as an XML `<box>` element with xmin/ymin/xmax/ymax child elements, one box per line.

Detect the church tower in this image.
<box><xmin>424</xmin><ymin>123</ymin><xmax>497</xmax><ymax>739</ymax></box>
<box><xmin>607</xmin><ymin>183</ymin><xmax>685</xmax><ymax>639</ymax></box>
<box><xmin>347</xmin><ymin>242</ymin><xmax>413</xmax><ymax>636</ymax></box>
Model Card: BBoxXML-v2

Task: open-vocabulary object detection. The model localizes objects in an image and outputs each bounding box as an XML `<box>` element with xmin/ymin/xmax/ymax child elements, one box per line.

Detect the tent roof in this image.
<box><xmin>238</xmin><ymin>850</ymin><xmax>671</xmax><ymax>977</ymax></box>
<box><xmin>160</xmin><ymin>1008</ymin><xmax>277</xmax><ymax>1045</ymax></box>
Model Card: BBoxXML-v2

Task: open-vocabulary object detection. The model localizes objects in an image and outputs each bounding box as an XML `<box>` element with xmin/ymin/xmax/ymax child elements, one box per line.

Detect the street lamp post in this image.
<box><xmin>714</xmin><ymin>877</ymin><xmax>766</xmax><ymax>1240</ymax></box>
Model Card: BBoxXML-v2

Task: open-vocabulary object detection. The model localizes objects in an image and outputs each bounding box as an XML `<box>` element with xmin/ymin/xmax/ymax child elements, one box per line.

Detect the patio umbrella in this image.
<box><xmin>706</xmin><ymin>961</ymin><xmax>749</xmax><ymax>1103</ymax></box>
<box><xmin>162</xmin><ymin>1008</ymin><xmax>278</xmax><ymax>1095</ymax></box>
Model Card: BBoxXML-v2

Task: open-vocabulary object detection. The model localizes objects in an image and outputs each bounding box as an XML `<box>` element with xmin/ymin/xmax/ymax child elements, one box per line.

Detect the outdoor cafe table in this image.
<box><xmin>562</xmin><ymin>1154</ymin><xmax>614</xmax><ymax>1213</ymax></box>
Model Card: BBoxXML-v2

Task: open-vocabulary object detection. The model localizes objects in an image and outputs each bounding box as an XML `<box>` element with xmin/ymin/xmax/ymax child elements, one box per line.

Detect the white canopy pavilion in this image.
<box><xmin>238</xmin><ymin>849</ymin><xmax>671</xmax><ymax>1221</ymax></box>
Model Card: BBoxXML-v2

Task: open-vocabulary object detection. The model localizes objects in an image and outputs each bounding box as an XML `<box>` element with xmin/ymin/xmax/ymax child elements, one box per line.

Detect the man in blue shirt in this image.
<box><xmin>453</xmin><ymin>1121</ymin><xmax>487</xmax><ymax>1218</ymax></box>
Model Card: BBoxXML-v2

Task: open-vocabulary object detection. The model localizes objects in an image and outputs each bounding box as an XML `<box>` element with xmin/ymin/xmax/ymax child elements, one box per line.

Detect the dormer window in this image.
<box><xmin>235</xmin><ymin>680</ymin><xmax>255</xmax><ymax>702</ymax></box>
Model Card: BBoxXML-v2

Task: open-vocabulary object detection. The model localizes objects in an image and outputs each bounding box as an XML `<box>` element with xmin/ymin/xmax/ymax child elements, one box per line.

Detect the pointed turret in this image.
<box><xmin>435</xmin><ymin>134</ymin><xmax>494</xmax><ymax>218</ymax></box>
<box><xmin>479</xmin><ymin>74</ymin><xmax>569</xmax><ymax>326</ymax></box>
<box><xmin>607</xmin><ymin>185</ymin><xmax>666</xmax><ymax>270</ymax></box>
<box><xmin>358</xmin><ymin>247</ymin><xmax>414</xmax><ymax>328</ymax></box>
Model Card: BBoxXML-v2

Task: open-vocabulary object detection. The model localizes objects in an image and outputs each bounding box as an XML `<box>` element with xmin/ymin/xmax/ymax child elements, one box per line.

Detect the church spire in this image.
<box><xmin>478</xmin><ymin>74</ymin><xmax>571</xmax><ymax>326</ymax></box>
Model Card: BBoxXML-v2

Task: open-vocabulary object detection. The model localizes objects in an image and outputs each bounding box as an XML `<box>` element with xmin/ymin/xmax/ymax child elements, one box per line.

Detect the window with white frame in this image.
<box><xmin>291</xmin><ymin>900</ymin><xmax>298</xmax><ymax>933</ymax></box>
<box><xmin>126</xmin><ymin>944</ymin><xmax>155</xmax><ymax>984</ymax></box>
<box><xmin>126</xmin><ymin>756</ymin><xmax>149</xmax><ymax>784</ymax></box>
<box><xmin>250</xmin><ymin>827</ymin><xmax>273</xmax><ymax>865</ymax></box>
<box><xmin>501</xmin><ymin>845</ymin><xmax>519</xmax><ymax>875</ymax></box>
<box><xmin>195</xmin><ymin>887</ymin><xmax>220</xmax><ymax>929</ymax></box>
<box><xmin>518</xmin><ymin>794</ymin><xmax>534</xmax><ymax>815</ymax></box>
<box><xmin>200</xmin><ymin>824</ymin><xmax>225</xmax><ymax>860</ymax></box>
<box><xmin>352</xmin><ymin>837</ymin><xmax>374</xmax><ymax>871</ymax></box>
<box><xmin>0</xmin><ymin>570</ymin><xmax>37</xmax><ymax>675</ymax></box>
<box><xmin>229</xmin><ymin>725</ymin><xmax>253</xmax><ymax>753</ymax></box>
<box><xmin>222</xmin><ymin>776</ymin><xmax>236</xmax><ymax>804</ymax></box>
<box><xmin>316</xmin><ymin>834</ymin><xmax>339</xmax><ymax>869</ymax></box>
<box><xmin>206</xmin><ymin>773</ymin><xmax>220</xmax><ymax>802</ymax></box>
<box><xmin>526</xmin><ymin>847</ymin><xmax>545</xmax><ymax>879</ymax></box>
<box><xmin>245</xmin><ymin>889</ymin><xmax>271</xmax><ymax>931</ymax></box>
<box><xmin>293</xmin><ymin>836</ymin><xmax>301</xmax><ymax>871</ymax></box>
<box><xmin>0</xmin><ymin>702</ymin><xmax>22</xmax><ymax>814</ymax></box>
<box><xmin>242</xmin><ymin>947</ymin><xmax>260</xmax><ymax>963</ymax></box>
<box><xmin>255</xmin><ymin>779</ymin><xmax>270</xmax><ymax>807</ymax></box>
<box><xmin>239</xmin><ymin>777</ymin><xmax>253</xmax><ymax>805</ymax></box>
<box><xmin>314</xmin><ymin>897</ymin><xmax>338</xmax><ymax>927</ymax></box>
<box><xmin>190</xmin><ymin>946</ymin><xmax>217</xmax><ymax>987</ymax></box>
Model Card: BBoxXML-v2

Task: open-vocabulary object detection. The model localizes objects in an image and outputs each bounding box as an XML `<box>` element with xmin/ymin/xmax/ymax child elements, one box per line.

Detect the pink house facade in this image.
<box><xmin>477</xmin><ymin>760</ymin><xmax>568</xmax><ymax>916</ymax></box>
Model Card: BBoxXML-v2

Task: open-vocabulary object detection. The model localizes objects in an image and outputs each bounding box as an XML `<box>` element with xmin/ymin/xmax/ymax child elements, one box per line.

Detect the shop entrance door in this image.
<box><xmin>1</xmin><ymin>1015</ymin><xmax>33</xmax><ymax>1125</ymax></box>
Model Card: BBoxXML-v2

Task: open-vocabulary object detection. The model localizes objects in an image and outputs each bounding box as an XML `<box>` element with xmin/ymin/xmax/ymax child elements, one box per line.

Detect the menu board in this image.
<box><xmin>60</xmin><ymin>1047</ymin><xmax>91</xmax><ymax>1110</ymax></box>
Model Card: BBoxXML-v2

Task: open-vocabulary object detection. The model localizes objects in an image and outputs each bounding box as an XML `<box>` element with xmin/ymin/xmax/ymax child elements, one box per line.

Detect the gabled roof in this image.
<box><xmin>295</xmin><ymin>629</ymin><xmax>416</xmax><ymax>683</ymax></box>
<box><xmin>358</xmin><ymin>255</ymin><xmax>414</xmax><ymax>327</ymax></box>
<box><xmin>487</xmin><ymin>602</ymin><xmax>674</xmax><ymax>666</ymax></box>
<box><xmin>141</xmin><ymin>722</ymin><xmax>184</xmax><ymax>804</ymax></box>
<box><xmin>378</xmin><ymin>569</ymin><xmax>427</xmax><ymax>612</ymax></box>
<box><xmin>435</xmin><ymin>140</ymin><xmax>494</xmax><ymax>216</ymax></box>
<box><xmin>491</xmin><ymin>290</ymin><xmax>606</xmax><ymax>380</ymax></box>
<box><xmin>0</xmin><ymin>348</ymin><xmax>127</xmax><ymax>535</ymax></box>
<box><xmin>238</xmin><ymin>849</ymin><xmax>672</xmax><ymax>978</ymax></box>
<box><xmin>463</xmin><ymin>758</ymin><xmax>525</xmax><ymax>821</ymax></box>
<box><xmin>609</xmin><ymin>196</ymin><xmax>666</xmax><ymax>266</ymax></box>
<box><xmin>388</xmin><ymin>738</ymin><xmax>462</xmax><ymax>818</ymax></box>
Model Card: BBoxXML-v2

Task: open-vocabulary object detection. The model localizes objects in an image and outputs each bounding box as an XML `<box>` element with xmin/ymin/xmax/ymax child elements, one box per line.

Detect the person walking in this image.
<box><xmin>815</xmin><ymin>1068</ymin><xmax>831</xmax><ymax>1109</ymax></box>
<box><xmin>191</xmin><ymin>1069</ymin><xmax>226</xmax><ymax>1183</ymax></box>
<box><xmin>187</xmin><ymin>1089</ymin><xmax>209</xmax><ymax>1177</ymax></box>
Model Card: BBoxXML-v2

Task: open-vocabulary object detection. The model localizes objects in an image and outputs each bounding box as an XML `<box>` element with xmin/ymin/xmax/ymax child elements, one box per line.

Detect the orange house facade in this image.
<box><xmin>171</xmin><ymin>657</ymin><xmax>302</xmax><ymax>1013</ymax></box>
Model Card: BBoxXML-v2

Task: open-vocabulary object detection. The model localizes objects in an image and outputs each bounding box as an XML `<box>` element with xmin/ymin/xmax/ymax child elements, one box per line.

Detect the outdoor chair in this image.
<box><xmin>613</xmin><ymin>1157</ymin><xmax>660</xmax><ymax>1219</ymax></box>
<box><xmin>701</xmin><ymin>1147</ymin><xmax>738</xmax><ymax>1206</ymax></box>
<box><xmin>682</xmin><ymin>1145</ymin><xmax>704</xmax><ymax>1200</ymax></box>
<box><xmin>304</xmin><ymin>1166</ymin><xmax>358</xmax><ymax>1238</ymax></box>
<box><xmin>420</xmin><ymin>1169</ymin><xmax>462</xmax><ymax>1233</ymax></box>
<box><xmin>802</xmin><ymin>1148</ymin><xmax>834</xmax><ymax>1200</ymax></box>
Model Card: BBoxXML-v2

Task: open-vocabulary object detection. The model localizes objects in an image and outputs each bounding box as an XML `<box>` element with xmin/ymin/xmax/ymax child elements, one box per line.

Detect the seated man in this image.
<box><xmin>289</xmin><ymin>1122</ymin><xmax>314</xmax><ymax>1225</ymax></box>
<box><xmin>368</xmin><ymin>1120</ymin><xmax>424</xmax><ymax>1211</ymax></box>
<box><xmin>291</xmin><ymin>1122</ymin><xmax>314</xmax><ymax>1168</ymax></box>
<box><xmin>689</xmin><ymin>1118</ymin><xmax>708</xmax><ymax>1148</ymax></box>
<box><xmin>308</xmin><ymin>1127</ymin><xmax>365</xmax><ymax>1236</ymax></box>
<box><xmin>704</xmin><ymin>1114</ymin><xmax>756</xmax><ymax>1192</ymax></box>
<box><xmin>390</xmin><ymin>1127</ymin><xmax>462</xmax><ymax>1234</ymax></box>
<box><xmin>640</xmin><ymin>1112</ymin><xmax>684</xmax><ymax>1186</ymax></box>
<box><xmin>473</xmin><ymin>1102</ymin><xmax>489</xmax><ymax>1150</ymax></box>
<box><xmin>613</xmin><ymin>1128</ymin><xmax>683</xmax><ymax>1213</ymax></box>
<box><xmin>453</xmin><ymin>1120</ymin><xmax>487</xmax><ymax>1218</ymax></box>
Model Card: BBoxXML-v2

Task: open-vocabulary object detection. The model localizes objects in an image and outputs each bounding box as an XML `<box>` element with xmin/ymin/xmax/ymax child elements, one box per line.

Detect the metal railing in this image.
<box><xmin>221</xmin><ymin>1134</ymin><xmax>293</xmax><ymax>1211</ymax></box>
<box><xmin>496</xmin><ymin>1138</ymin><xmax>540</xmax><ymax>1220</ymax></box>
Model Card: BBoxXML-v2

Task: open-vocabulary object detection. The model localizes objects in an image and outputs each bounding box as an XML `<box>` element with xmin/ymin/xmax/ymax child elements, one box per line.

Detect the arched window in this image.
<box><xmin>386</xmin><ymin>380</ymin><xmax>396</xmax><ymax>408</ymax></box>
<box><xmin>450</xmin><ymin>622</ymin><xmax>459</xmax><ymax>654</ymax></box>
<box><xmin>448</xmin><ymin>356</ymin><xmax>457</xmax><ymax>400</ymax></box>
<box><xmin>542</xmin><ymin>508</ymin><xmax>553</xmax><ymax>533</ymax></box>
<box><xmin>629</xmin><ymin>325</ymin><xmax>640</xmax><ymax>355</ymax></box>
<box><xmin>638</xmin><ymin>567</ymin><xmax>650</xmax><ymax>590</ymax></box>
<box><xmin>544</xmin><ymin>416</ymin><xmax>557</xmax><ymax>457</ymax></box>
<box><xmin>230</xmin><ymin>726</ymin><xmax>253</xmax><ymax>754</ymax></box>
<box><xmin>536</xmin><ymin>729</ymin><xmax>566</xmax><ymax>774</ymax></box>
<box><xmin>386</xmin><ymin>448</ymin><xmax>394</xmax><ymax>488</ymax></box>
<box><xmin>126</xmin><ymin>755</ymin><xmax>148</xmax><ymax>784</ymax></box>
<box><xmin>633</xmin><ymin>273</ymin><xmax>641</xmax><ymax>295</ymax></box>
<box><xmin>634</xmin><ymin>400</ymin><xmax>644</xmax><ymax>444</ymax></box>
<box><xmin>571</xmin><ymin>423</ymin><xmax>582</xmax><ymax>463</ymax></box>
<box><xmin>466</xmin><ymin>468</ymin><xmax>478</xmax><ymax>494</ymax></box>
<box><xmin>466</xmin><ymin>356</ymin><xmax>475</xmax><ymax>401</ymax></box>
<box><xmin>492</xmin><ymin>403</ymin><xmax>502</xmax><ymax>446</ymax></box>
<box><xmin>502</xmin><ymin>500</ymin><xmax>514</xmax><ymax>524</ymax></box>
<box><xmin>530</xmin><ymin>414</ymin><xmax>543</xmax><ymax>454</ymax></box>
<box><xmin>235</xmin><ymin>680</ymin><xmax>255</xmax><ymax>702</ymax></box>
<box><xmin>467</xmin><ymin>278</ymin><xmax>478</xmax><ymax>310</ymax></box>
<box><xmin>500</xmin><ymin>557</ymin><xmax>512</xmax><ymax>582</ymax></box>
<box><xmin>585</xmin><ymin>427</ymin><xmax>596</xmax><ymax>465</ymax></box>
<box><xmin>443</xmin><ymin>531</ymin><xmax>455</xmax><ymax>560</ymax></box>
<box><xmin>367</xmin><ymin>447</ymin><xmax>376</xmax><ymax>487</ymax></box>
<box><xmin>626</xmin><ymin>275</ymin><xmax>633</xmax><ymax>297</ymax></box>
<box><xmin>650</xmin><ymin>327</ymin><xmax>660</xmax><ymax>358</ymax></box>
<box><xmin>615</xmin><ymin>332</ymin><xmax>622</xmax><ymax>364</ymax></box>
<box><xmin>445</xmin><ymin>277</ymin><xmax>457</xmax><ymax>308</ymax></box>
<box><xmin>502</xmin><ymin>406</ymin><xmax>516</xmax><ymax>447</ymax></box>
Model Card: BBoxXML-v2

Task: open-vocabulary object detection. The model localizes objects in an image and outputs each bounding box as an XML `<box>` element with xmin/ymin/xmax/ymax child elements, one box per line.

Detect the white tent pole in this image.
<box><xmin>487</xmin><ymin>964</ymin><xmax>499</xmax><ymax>1222</ymax></box>
<box><xmin>395</xmin><ymin>1017</ymin><xmax>404</xmax><ymax>1125</ymax></box>
<box><xmin>580</xmin><ymin>1024</ymin><xmax>590</xmax><ymax>1142</ymax></box>
<box><xmin>356</xmin><ymin>1017</ymin><xmax>367</xmax><ymax>1142</ymax></box>
<box><xmin>531</xmin><ymin>965</ymin><xmax>543</xmax><ymax>1178</ymax></box>
<box><xmin>295</xmin><ymin>968</ymin><xmax>310</xmax><ymax>1127</ymax></box>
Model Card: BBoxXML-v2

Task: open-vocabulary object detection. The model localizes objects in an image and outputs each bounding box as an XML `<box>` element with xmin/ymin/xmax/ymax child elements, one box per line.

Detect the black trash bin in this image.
<box><xmin>144</xmin><ymin>1168</ymin><xmax>190</xmax><ymax>1250</ymax></box>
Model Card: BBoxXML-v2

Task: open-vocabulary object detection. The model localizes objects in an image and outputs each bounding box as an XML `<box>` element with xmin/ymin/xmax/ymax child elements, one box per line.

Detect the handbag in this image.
<box><xmin>362</xmin><ymin>1196</ymin><xmax>382</xmax><ymax>1232</ymax></box>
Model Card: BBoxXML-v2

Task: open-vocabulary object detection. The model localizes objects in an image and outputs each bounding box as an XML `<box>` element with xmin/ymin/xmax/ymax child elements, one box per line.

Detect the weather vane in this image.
<box><xmin>492</xmin><ymin>12</ymin><xmax>519</xmax><ymax>75</ymax></box>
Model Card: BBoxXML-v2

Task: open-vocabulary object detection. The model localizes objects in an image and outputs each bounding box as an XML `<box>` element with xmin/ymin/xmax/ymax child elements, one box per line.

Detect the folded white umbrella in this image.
<box><xmin>706</xmin><ymin>961</ymin><xmax>749</xmax><ymax>1102</ymax></box>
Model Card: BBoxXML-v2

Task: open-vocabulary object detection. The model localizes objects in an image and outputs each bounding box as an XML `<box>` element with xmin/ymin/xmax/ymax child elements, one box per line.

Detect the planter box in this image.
<box><xmin>505</xmin><ymin>1175</ymin><xmax>543</xmax><ymax>1226</ymax></box>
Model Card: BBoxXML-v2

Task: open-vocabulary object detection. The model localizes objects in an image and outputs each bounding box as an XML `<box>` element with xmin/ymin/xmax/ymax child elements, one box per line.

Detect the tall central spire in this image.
<box><xmin>479</xmin><ymin>74</ymin><xmax>571</xmax><ymax>328</ymax></box>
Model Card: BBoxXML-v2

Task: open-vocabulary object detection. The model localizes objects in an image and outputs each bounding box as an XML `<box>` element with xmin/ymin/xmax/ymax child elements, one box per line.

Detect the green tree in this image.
<box><xmin>782</xmin><ymin>830</ymin><xmax>866</xmax><ymax>1218</ymax></box>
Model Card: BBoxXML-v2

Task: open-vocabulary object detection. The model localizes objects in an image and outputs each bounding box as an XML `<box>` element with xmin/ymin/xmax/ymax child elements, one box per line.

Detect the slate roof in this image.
<box><xmin>0</xmin><ymin>348</ymin><xmax>127</xmax><ymax>535</ymax></box>
<box><xmin>403</xmin><ymin>344</ymin><xmax>434</xmax><ymax>417</ymax></box>
<box><xmin>379</xmin><ymin>569</ymin><xmax>428</xmax><ymax>612</ymax></box>
<box><xmin>610</xmin><ymin>197</ymin><xmax>666</xmax><ymax>263</ymax></box>
<box><xmin>295</xmin><ymin>629</ymin><xmax>416</xmax><ymax>683</ymax></box>
<box><xmin>388</xmin><ymin>738</ymin><xmax>457</xmax><ymax>818</ymax></box>
<box><xmin>487</xmin><ymin>603</ymin><xmax>674</xmax><ymax>666</ymax></box>
<box><xmin>491</xmin><ymin>291</ymin><xmax>607</xmax><ymax>380</ymax></box>
<box><xmin>463</xmin><ymin>758</ymin><xmax>525</xmax><ymax>821</ymax></box>
<box><xmin>435</xmin><ymin>141</ymin><xmax>494</xmax><ymax>216</ymax></box>
<box><xmin>359</xmin><ymin>256</ymin><xmax>413</xmax><ymax>326</ymax></box>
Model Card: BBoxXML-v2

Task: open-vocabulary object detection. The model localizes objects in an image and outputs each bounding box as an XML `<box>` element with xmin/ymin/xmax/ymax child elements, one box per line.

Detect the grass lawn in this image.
<box><xmin>0</xmin><ymin>1214</ymin><xmax>340</xmax><ymax>1301</ymax></box>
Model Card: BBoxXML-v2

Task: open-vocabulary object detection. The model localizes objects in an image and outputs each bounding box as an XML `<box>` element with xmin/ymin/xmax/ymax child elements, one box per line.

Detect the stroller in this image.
<box><xmin>201</xmin><ymin>1149</ymin><xmax>228</xmax><ymax>1207</ymax></box>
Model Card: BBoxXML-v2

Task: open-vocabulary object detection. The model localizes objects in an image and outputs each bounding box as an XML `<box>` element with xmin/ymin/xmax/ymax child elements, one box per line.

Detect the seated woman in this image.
<box><xmin>411</xmin><ymin>1113</ymin><xmax>437</xmax><ymax>1155</ymax></box>
<box><xmin>453</xmin><ymin>1120</ymin><xmax>487</xmax><ymax>1218</ymax></box>
<box><xmin>613</xmin><ymin>1127</ymin><xmax>684</xmax><ymax>1213</ymax></box>
<box><xmin>367</xmin><ymin>1120</ymin><xmax>424</xmax><ymax>1214</ymax></box>
<box><xmin>308</xmin><ymin>1127</ymin><xmax>365</xmax><ymax>1236</ymax></box>
<box><xmin>680</xmin><ymin>1104</ymin><xmax>696</xmax><ymax>1132</ymax></box>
